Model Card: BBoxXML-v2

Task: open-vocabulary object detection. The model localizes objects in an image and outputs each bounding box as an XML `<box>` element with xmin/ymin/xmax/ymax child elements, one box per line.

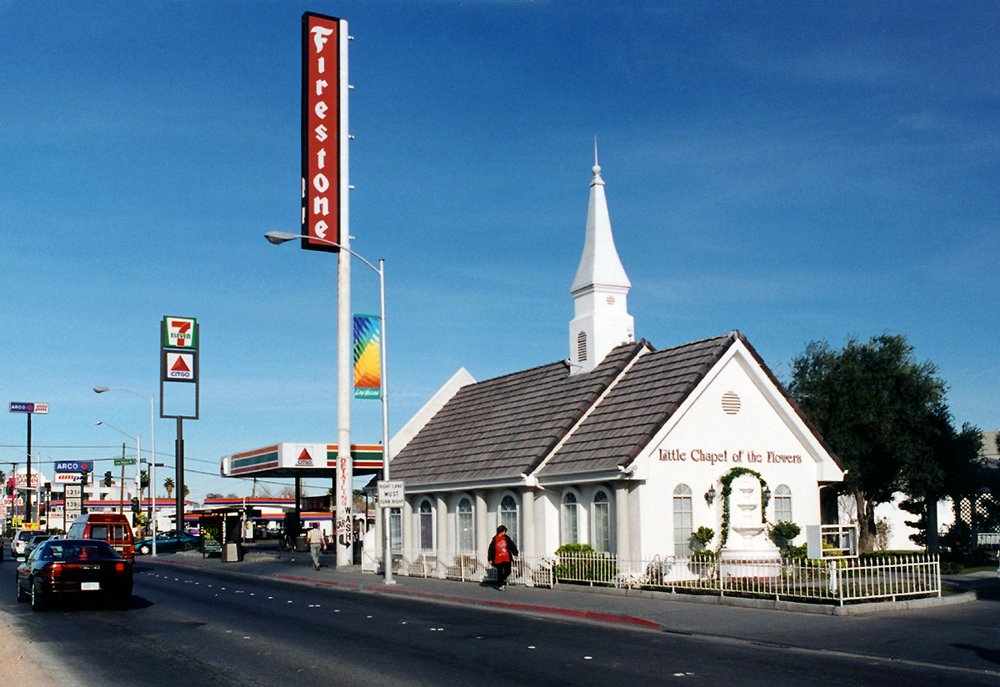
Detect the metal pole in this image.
<box><xmin>380</xmin><ymin>259</ymin><xmax>393</xmax><ymax>585</ymax></box>
<box><xmin>336</xmin><ymin>240</ymin><xmax>352</xmax><ymax>568</ymax></box>
<box><xmin>150</xmin><ymin>395</ymin><xmax>157</xmax><ymax>556</ymax></box>
<box><xmin>26</xmin><ymin>414</ymin><xmax>32</xmax><ymax>526</ymax></box>
<box><xmin>175</xmin><ymin>418</ymin><xmax>184</xmax><ymax>536</ymax></box>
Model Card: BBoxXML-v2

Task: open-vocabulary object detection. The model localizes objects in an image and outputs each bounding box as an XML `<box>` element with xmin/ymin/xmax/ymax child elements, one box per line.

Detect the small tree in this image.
<box><xmin>788</xmin><ymin>334</ymin><xmax>948</xmax><ymax>553</ymax></box>
<box><xmin>164</xmin><ymin>477</ymin><xmax>175</xmax><ymax>499</ymax></box>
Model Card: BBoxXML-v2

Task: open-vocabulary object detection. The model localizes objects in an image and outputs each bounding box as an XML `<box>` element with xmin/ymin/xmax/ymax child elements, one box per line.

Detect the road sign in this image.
<box><xmin>114</xmin><ymin>458</ymin><xmax>137</xmax><ymax>466</ymax></box>
<box><xmin>377</xmin><ymin>480</ymin><xmax>405</xmax><ymax>509</ymax></box>
<box><xmin>9</xmin><ymin>402</ymin><xmax>48</xmax><ymax>414</ymax></box>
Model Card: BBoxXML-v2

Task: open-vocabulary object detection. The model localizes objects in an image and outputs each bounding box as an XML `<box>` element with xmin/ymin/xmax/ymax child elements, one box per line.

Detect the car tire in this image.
<box><xmin>30</xmin><ymin>579</ymin><xmax>46</xmax><ymax>612</ymax></box>
<box><xmin>16</xmin><ymin>575</ymin><xmax>28</xmax><ymax>603</ymax></box>
<box><xmin>138</xmin><ymin>544</ymin><xmax>150</xmax><ymax>555</ymax></box>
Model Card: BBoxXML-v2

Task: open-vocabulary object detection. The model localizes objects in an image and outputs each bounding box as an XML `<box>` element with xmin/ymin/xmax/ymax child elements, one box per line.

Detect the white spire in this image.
<box><xmin>569</xmin><ymin>145</ymin><xmax>634</xmax><ymax>374</ymax></box>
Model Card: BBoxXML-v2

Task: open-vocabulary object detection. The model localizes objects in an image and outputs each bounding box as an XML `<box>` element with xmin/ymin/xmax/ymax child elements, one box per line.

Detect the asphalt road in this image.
<box><xmin>3</xmin><ymin>559</ymin><xmax>998</xmax><ymax>687</ymax></box>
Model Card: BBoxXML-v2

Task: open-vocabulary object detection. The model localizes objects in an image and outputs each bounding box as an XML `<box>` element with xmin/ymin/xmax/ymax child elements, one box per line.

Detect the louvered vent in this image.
<box><xmin>577</xmin><ymin>331</ymin><xmax>587</xmax><ymax>362</ymax></box>
<box><xmin>721</xmin><ymin>391</ymin><xmax>741</xmax><ymax>415</ymax></box>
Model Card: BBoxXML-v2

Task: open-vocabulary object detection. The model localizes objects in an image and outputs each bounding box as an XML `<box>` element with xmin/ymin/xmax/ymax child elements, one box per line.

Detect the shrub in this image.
<box><xmin>691</xmin><ymin>526</ymin><xmax>715</xmax><ymax>551</ymax></box>
<box><xmin>554</xmin><ymin>543</ymin><xmax>616</xmax><ymax>582</ymax></box>
<box><xmin>769</xmin><ymin>520</ymin><xmax>801</xmax><ymax>558</ymax></box>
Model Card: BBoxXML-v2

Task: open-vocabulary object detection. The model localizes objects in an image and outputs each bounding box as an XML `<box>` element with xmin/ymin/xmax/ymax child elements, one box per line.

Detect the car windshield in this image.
<box><xmin>42</xmin><ymin>541</ymin><xmax>119</xmax><ymax>561</ymax></box>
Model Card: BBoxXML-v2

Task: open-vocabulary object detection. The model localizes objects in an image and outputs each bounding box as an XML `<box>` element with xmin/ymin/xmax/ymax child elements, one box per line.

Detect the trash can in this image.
<box><xmin>295</xmin><ymin>535</ymin><xmax>308</xmax><ymax>553</ymax></box>
<box><xmin>222</xmin><ymin>542</ymin><xmax>244</xmax><ymax>562</ymax></box>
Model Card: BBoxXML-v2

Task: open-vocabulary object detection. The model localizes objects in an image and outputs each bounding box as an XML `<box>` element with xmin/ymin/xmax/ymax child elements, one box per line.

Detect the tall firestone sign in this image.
<box><xmin>301</xmin><ymin>12</ymin><xmax>348</xmax><ymax>254</ymax></box>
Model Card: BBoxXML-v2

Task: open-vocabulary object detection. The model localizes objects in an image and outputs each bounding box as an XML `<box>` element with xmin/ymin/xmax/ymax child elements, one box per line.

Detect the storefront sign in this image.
<box><xmin>301</xmin><ymin>12</ymin><xmax>346</xmax><ymax>253</ymax></box>
<box><xmin>658</xmin><ymin>448</ymin><xmax>804</xmax><ymax>465</ymax></box>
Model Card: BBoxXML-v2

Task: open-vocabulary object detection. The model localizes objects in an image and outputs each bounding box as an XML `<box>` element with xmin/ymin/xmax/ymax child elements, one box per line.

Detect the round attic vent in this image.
<box><xmin>721</xmin><ymin>391</ymin><xmax>741</xmax><ymax>415</ymax></box>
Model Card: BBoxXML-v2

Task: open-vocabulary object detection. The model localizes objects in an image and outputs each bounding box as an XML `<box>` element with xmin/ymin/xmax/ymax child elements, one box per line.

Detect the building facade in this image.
<box><xmin>365</xmin><ymin>157</ymin><xmax>844</xmax><ymax>578</ymax></box>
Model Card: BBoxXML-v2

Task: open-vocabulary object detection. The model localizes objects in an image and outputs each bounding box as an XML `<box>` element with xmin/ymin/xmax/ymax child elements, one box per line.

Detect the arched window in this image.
<box><xmin>419</xmin><ymin>499</ymin><xmax>433</xmax><ymax>551</ymax></box>
<box><xmin>458</xmin><ymin>498</ymin><xmax>474</xmax><ymax>552</ymax></box>
<box><xmin>562</xmin><ymin>492</ymin><xmax>579</xmax><ymax>544</ymax></box>
<box><xmin>673</xmin><ymin>484</ymin><xmax>693</xmax><ymax>558</ymax></box>
<box><xmin>775</xmin><ymin>485</ymin><xmax>792</xmax><ymax>523</ymax></box>
<box><xmin>593</xmin><ymin>490</ymin><xmax>610</xmax><ymax>553</ymax></box>
<box><xmin>500</xmin><ymin>495</ymin><xmax>518</xmax><ymax>541</ymax></box>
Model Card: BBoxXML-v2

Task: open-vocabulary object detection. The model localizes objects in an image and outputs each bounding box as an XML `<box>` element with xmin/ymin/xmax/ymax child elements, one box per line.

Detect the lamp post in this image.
<box><xmin>265</xmin><ymin>230</ymin><xmax>394</xmax><ymax>585</ymax></box>
<box><xmin>94</xmin><ymin>387</ymin><xmax>157</xmax><ymax>555</ymax></box>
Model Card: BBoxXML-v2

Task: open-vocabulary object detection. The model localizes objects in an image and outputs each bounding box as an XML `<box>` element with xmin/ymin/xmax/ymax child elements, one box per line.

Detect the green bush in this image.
<box><xmin>554</xmin><ymin>543</ymin><xmax>616</xmax><ymax>582</ymax></box>
<box><xmin>692</xmin><ymin>526</ymin><xmax>715</xmax><ymax>551</ymax></box>
<box><xmin>769</xmin><ymin>520</ymin><xmax>802</xmax><ymax>558</ymax></box>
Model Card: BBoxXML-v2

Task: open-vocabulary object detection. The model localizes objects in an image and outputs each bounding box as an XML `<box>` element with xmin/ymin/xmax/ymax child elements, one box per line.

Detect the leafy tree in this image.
<box><xmin>788</xmin><ymin>334</ymin><xmax>947</xmax><ymax>553</ymax></box>
<box><xmin>898</xmin><ymin>410</ymin><xmax>983</xmax><ymax>553</ymax></box>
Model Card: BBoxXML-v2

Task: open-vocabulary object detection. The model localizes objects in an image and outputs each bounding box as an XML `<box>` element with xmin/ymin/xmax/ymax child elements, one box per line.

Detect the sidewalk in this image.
<box><xmin>142</xmin><ymin>542</ymin><xmax>988</xmax><ymax>635</ymax></box>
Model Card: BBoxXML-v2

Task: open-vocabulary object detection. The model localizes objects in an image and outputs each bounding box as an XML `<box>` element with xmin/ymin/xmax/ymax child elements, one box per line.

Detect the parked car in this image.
<box><xmin>134</xmin><ymin>531</ymin><xmax>199</xmax><ymax>555</ymax></box>
<box><xmin>16</xmin><ymin>539</ymin><xmax>133</xmax><ymax>611</ymax></box>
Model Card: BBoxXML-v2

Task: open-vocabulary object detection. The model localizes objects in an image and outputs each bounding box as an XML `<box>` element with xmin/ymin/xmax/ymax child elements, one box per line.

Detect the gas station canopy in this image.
<box><xmin>221</xmin><ymin>443</ymin><xmax>383</xmax><ymax>480</ymax></box>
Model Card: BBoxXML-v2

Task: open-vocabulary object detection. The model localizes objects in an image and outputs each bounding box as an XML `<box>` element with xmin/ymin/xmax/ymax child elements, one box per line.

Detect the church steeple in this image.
<box><xmin>569</xmin><ymin>145</ymin><xmax>634</xmax><ymax>374</ymax></box>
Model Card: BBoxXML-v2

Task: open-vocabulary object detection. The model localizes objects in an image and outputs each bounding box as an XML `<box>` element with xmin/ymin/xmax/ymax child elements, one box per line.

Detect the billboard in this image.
<box><xmin>301</xmin><ymin>12</ymin><xmax>348</xmax><ymax>253</ymax></box>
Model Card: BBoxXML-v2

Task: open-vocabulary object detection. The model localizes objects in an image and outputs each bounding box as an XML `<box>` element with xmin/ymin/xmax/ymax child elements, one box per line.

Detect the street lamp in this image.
<box><xmin>94</xmin><ymin>387</ymin><xmax>157</xmax><ymax>555</ymax></box>
<box><xmin>265</xmin><ymin>230</ymin><xmax>394</xmax><ymax>585</ymax></box>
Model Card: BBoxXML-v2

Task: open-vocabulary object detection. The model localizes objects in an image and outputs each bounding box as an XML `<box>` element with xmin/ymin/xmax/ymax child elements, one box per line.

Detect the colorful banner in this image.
<box><xmin>353</xmin><ymin>314</ymin><xmax>381</xmax><ymax>399</ymax></box>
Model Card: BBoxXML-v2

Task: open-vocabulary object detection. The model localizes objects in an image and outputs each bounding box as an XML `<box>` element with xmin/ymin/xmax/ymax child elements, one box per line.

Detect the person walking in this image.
<box><xmin>487</xmin><ymin>524</ymin><xmax>518</xmax><ymax>590</ymax></box>
<box><xmin>306</xmin><ymin>523</ymin><xmax>327</xmax><ymax>571</ymax></box>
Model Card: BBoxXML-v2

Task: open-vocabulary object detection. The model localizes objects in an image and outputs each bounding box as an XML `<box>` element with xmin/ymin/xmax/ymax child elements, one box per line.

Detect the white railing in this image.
<box><xmin>369</xmin><ymin>549</ymin><xmax>940</xmax><ymax>604</ymax></box>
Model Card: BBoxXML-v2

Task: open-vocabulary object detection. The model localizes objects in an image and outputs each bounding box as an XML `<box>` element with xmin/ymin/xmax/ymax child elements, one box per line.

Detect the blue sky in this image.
<box><xmin>2</xmin><ymin>1</ymin><xmax>997</xmax><ymax>501</ymax></box>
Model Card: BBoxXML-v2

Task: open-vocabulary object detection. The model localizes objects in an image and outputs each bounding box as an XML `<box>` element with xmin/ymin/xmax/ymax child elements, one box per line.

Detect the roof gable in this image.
<box><xmin>536</xmin><ymin>332</ymin><xmax>737</xmax><ymax>477</ymax></box>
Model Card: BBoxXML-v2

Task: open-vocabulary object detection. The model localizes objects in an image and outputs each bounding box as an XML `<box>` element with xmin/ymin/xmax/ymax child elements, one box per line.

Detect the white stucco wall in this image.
<box><xmin>629</xmin><ymin>345</ymin><xmax>841</xmax><ymax>560</ymax></box>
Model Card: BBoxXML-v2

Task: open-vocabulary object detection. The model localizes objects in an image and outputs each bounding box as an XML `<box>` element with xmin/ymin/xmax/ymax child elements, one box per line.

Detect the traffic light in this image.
<box><xmin>131</xmin><ymin>497</ymin><xmax>140</xmax><ymax>514</ymax></box>
<box><xmin>80</xmin><ymin>470</ymin><xmax>88</xmax><ymax>485</ymax></box>
<box><xmin>104</xmin><ymin>471</ymin><xmax>113</xmax><ymax>487</ymax></box>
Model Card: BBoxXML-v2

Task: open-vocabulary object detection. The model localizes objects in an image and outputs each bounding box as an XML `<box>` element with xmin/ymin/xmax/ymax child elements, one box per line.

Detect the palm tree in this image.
<box><xmin>164</xmin><ymin>477</ymin><xmax>175</xmax><ymax>498</ymax></box>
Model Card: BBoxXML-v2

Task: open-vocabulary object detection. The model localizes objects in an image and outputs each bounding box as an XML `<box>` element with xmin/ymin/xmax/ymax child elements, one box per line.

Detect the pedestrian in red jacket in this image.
<box><xmin>487</xmin><ymin>525</ymin><xmax>518</xmax><ymax>590</ymax></box>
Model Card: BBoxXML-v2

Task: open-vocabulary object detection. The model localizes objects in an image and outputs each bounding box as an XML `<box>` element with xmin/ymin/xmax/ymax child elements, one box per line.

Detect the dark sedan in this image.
<box><xmin>134</xmin><ymin>531</ymin><xmax>199</xmax><ymax>555</ymax></box>
<box><xmin>16</xmin><ymin>539</ymin><xmax>133</xmax><ymax>611</ymax></box>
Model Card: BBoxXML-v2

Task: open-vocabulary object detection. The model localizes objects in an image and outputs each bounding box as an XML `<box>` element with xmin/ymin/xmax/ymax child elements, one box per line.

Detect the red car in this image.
<box><xmin>16</xmin><ymin>539</ymin><xmax>133</xmax><ymax>611</ymax></box>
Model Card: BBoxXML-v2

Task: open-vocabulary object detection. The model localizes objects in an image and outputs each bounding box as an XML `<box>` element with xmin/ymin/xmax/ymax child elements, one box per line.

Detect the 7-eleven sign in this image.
<box><xmin>164</xmin><ymin>317</ymin><xmax>197</xmax><ymax>349</ymax></box>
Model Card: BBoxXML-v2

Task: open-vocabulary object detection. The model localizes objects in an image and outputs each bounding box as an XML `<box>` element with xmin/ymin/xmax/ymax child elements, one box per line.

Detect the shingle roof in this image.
<box><xmin>388</xmin><ymin>342</ymin><xmax>646</xmax><ymax>487</ymax></box>
<box><xmin>537</xmin><ymin>332</ymin><xmax>737</xmax><ymax>476</ymax></box>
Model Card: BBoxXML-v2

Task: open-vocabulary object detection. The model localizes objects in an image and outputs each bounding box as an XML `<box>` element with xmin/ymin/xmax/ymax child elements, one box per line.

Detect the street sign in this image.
<box><xmin>377</xmin><ymin>480</ymin><xmax>405</xmax><ymax>509</ymax></box>
<box><xmin>55</xmin><ymin>461</ymin><xmax>94</xmax><ymax>473</ymax></box>
<box><xmin>114</xmin><ymin>458</ymin><xmax>137</xmax><ymax>466</ymax></box>
<box><xmin>9</xmin><ymin>402</ymin><xmax>48</xmax><ymax>414</ymax></box>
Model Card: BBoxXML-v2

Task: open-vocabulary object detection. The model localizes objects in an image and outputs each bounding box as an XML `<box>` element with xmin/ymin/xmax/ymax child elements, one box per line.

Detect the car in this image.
<box><xmin>15</xmin><ymin>539</ymin><xmax>133</xmax><ymax>611</ymax></box>
<box><xmin>134</xmin><ymin>530</ymin><xmax>199</xmax><ymax>555</ymax></box>
<box><xmin>23</xmin><ymin>534</ymin><xmax>53</xmax><ymax>558</ymax></box>
<box><xmin>11</xmin><ymin>529</ymin><xmax>40</xmax><ymax>559</ymax></box>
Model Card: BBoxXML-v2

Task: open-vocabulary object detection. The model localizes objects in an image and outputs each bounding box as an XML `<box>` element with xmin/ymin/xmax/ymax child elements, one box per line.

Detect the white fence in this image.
<box><xmin>367</xmin><ymin>549</ymin><xmax>941</xmax><ymax>605</ymax></box>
